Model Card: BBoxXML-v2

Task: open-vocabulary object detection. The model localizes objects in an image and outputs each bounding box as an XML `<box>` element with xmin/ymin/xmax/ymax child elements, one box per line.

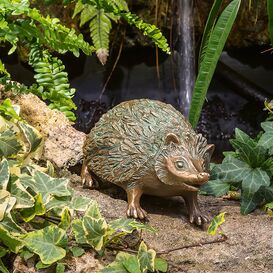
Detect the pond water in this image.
<box><xmin>2</xmin><ymin>46</ymin><xmax>272</xmax><ymax>160</ymax></box>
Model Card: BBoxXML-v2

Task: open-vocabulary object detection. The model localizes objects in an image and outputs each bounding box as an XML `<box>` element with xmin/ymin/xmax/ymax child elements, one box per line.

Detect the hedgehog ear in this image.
<box><xmin>165</xmin><ymin>133</ymin><xmax>180</xmax><ymax>146</ymax></box>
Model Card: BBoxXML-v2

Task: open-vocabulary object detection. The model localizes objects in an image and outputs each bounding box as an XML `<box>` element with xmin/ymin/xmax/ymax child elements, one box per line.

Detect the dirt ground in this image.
<box><xmin>73</xmin><ymin>183</ymin><xmax>273</xmax><ymax>273</ymax></box>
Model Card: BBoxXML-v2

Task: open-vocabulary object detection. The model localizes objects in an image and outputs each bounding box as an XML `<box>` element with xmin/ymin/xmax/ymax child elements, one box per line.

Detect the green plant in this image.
<box><xmin>72</xmin><ymin>0</ymin><xmax>170</xmax><ymax>64</ymax></box>
<box><xmin>201</xmin><ymin>122</ymin><xmax>273</xmax><ymax>214</ymax></box>
<box><xmin>189</xmin><ymin>0</ymin><xmax>241</xmax><ymax>127</ymax></box>
<box><xmin>0</xmin><ymin>99</ymin><xmax>166</xmax><ymax>272</ymax></box>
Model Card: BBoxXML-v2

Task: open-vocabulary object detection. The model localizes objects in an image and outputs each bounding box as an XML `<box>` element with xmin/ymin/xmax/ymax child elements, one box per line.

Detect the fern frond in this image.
<box><xmin>28</xmin><ymin>45</ymin><xmax>76</xmax><ymax>121</ymax></box>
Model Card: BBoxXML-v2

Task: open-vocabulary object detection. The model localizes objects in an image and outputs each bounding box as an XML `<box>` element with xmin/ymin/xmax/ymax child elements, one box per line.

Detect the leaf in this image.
<box><xmin>258</xmin><ymin>121</ymin><xmax>273</xmax><ymax>150</ymax></box>
<box><xmin>18</xmin><ymin>121</ymin><xmax>43</xmax><ymax>154</ymax></box>
<box><xmin>70</xmin><ymin>246</ymin><xmax>85</xmax><ymax>257</ymax></box>
<box><xmin>189</xmin><ymin>0</ymin><xmax>241</xmax><ymax>127</ymax></box>
<box><xmin>137</xmin><ymin>241</ymin><xmax>156</xmax><ymax>273</ymax></box>
<box><xmin>0</xmin><ymin>129</ymin><xmax>22</xmax><ymax>157</ymax></box>
<box><xmin>20</xmin><ymin>193</ymin><xmax>46</xmax><ymax>222</ymax></box>
<box><xmin>71</xmin><ymin>219</ymin><xmax>88</xmax><ymax>245</ymax></box>
<box><xmin>83</xmin><ymin>216</ymin><xmax>109</xmax><ymax>251</ymax></box>
<box><xmin>240</xmin><ymin>169</ymin><xmax>270</xmax><ymax>214</ymax></box>
<box><xmin>0</xmin><ymin>258</ymin><xmax>9</xmax><ymax>273</ymax></box>
<box><xmin>200</xmin><ymin>179</ymin><xmax>230</xmax><ymax>197</ymax></box>
<box><xmin>21</xmin><ymin>170</ymin><xmax>71</xmax><ymax>203</ymax></box>
<box><xmin>154</xmin><ymin>257</ymin><xmax>168</xmax><ymax>272</ymax></box>
<box><xmin>122</xmin><ymin>254</ymin><xmax>141</xmax><ymax>273</ymax></box>
<box><xmin>85</xmin><ymin>200</ymin><xmax>102</xmax><ymax>219</ymax></box>
<box><xmin>207</xmin><ymin>212</ymin><xmax>226</xmax><ymax>235</ymax></box>
<box><xmin>0</xmin><ymin>99</ymin><xmax>21</xmax><ymax>121</ymax></box>
<box><xmin>59</xmin><ymin>208</ymin><xmax>70</xmax><ymax>230</ymax></box>
<box><xmin>24</xmin><ymin>226</ymin><xmax>67</xmax><ymax>264</ymax></box>
<box><xmin>267</xmin><ymin>0</ymin><xmax>273</xmax><ymax>45</ymax></box>
<box><xmin>198</xmin><ymin>0</ymin><xmax>224</xmax><ymax>68</ymax></box>
<box><xmin>0</xmin><ymin>190</ymin><xmax>16</xmax><ymax>221</ymax></box>
<box><xmin>56</xmin><ymin>262</ymin><xmax>65</xmax><ymax>273</ymax></box>
<box><xmin>0</xmin><ymin>213</ymin><xmax>25</xmax><ymax>235</ymax></box>
<box><xmin>0</xmin><ymin>226</ymin><xmax>24</xmax><ymax>253</ymax></box>
<box><xmin>10</xmin><ymin>179</ymin><xmax>35</xmax><ymax>209</ymax></box>
<box><xmin>109</xmin><ymin>218</ymin><xmax>155</xmax><ymax>233</ymax></box>
<box><xmin>99</xmin><ymin>261</ymin><xmax>128</xmax><ymax>273</ymax></box>
<box><xmin>0</xmin><ymin>158</ymin><xmax>9</xmax><ymax>190</ymax></box>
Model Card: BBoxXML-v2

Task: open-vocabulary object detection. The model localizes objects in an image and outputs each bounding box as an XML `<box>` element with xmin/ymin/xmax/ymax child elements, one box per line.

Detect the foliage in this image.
<box><xmin>72</xmin><ymin>0</ymin><xmax>170</xmax><ymax>64</ymax></box>
<box><xmin>99</xmin><ymin>242</ymin><xmax>168</xmax><ymax>273</ymax></box>
<box><xmin>207</xmin><ymin>212</ymin><xmax>226</xmax><ymax>235</ymax></box>
<box><xmin>265</xmin><ymin>100</ymin><xmax>273</xmax><ymax>120</ymax></box>
<box><xmin>201</xmin><ymin>122</ymin><xmax>273</xmax><ymax>214</ymax></box>
<box><xmin>189</xmin><ymin>0</ymin><xmax>241</xmax><ymax>128</ymax></box>
<box><xmin>28</xmin><ymin>45</ymin><xmax>77</xmax><ymax>120</ymax></box>
<box><xmin>0</xmin><ymin>100</ymin><xmax>165</xmax><ymax>271</ymax></box>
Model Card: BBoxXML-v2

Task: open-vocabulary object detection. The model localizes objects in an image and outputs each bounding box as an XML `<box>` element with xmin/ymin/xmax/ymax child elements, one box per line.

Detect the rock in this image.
<box><xmin>1</xmin><ymin>92</ymin><xmax>86</xmax><ymax>169</ymax></box>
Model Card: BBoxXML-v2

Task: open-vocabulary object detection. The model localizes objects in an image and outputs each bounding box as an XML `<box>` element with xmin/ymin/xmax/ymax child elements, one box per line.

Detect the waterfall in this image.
<box><xmin>177</xmin><ymin>0</ymin><xmax>195</xmax><ymax>117</ymax></box>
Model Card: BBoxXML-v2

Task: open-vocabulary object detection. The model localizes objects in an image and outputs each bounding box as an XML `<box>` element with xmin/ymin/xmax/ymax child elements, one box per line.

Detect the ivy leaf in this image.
<box><xmin>258</xmin><ymin>121</ymin><xmax>273</xmax><ymax>150</ymax></box>
<box><xmin>207</xmin><ymin>212</ymin><xmax>226</xmax><ymax>235</ymax></box>
<box><xmin>0</xmin><ymin>190</ymin><xmax>16</xmax><ymax>221</ymax></box>
<box><xmin>154</xmin><ymin>257</ymin><xmax>168</xmax><ymax>272</ymax></box>
<box><xmin>0</xmin><ymin>158</ymin><xmax>9</xmax><ymax>190</ymax></box>
<box><xmin>0</xmin><ymin>129</ymin><xmax>22</xmax><ymax>157</ymax></box>
<box><xmin>24</xmin><ymin>226</ymin><xmax>67</xmax><ymax>265</ymax></box>
<box><xmin>122</xmin><ymin>254</ymin><xmax>141</xmax><ymax>273</ymax></box>
<box><xmin>85</xmin><ymin>200</ymin><xmax>102</xmax><ymax>219</ymax></box>
<box><xmin>109</xmin><ymin>218</ymin><xmax>155</xmax><ymax>233</ymax></box>
<box><xmin>241</xmin><ymin>169</ymin><xmax>270</xmax><ymax>214</ymax></box>
<box><xmin>20</xmin><ymin>193</ymin><xmax>46</xmax><ymax>222</ymax></box>
<box><xmin>200</xmin><ymin>179</ymin><xmax>230</xmax><ymax>197</ymax></box>
<box><xmin>18</xmin><ymin>121</ymin><xmax>43</xmax><ymax>154</ymax></box>
<box><xmin>0</xmin><ymin>226</ymin><xmax>24</xmax><ymax>253</ymax></box>
<box><xmin>83</xmin><ymin>216</ymin><xmax>109</xmax><ymax>251</ymax></box>
<box><xmin>99</xmin><ymin>261</ymin><xmax>128</xmax><ymax>273</ymax></box>
<box><xmin>71</xmin><ymin>219</ymin><xmax>88</xmax><ymax>245</ymax></box>
<box><xmin>137</xmin><ymin>241</ymin><xmax>156</xmax><ymax>273</ymax></box>
<box><xmin>58</xmin><ymin>208</ymin><xmax>70</xmax><ymax>230</ymax></box>
<box><xmin>56</xmin><ymin>262</ymin><xmax>65</xmax><ymax>273</ymax></box>
<box><xmin>0</xmin><ymin>213</ymin><xmax>25</xmax><ymax>235</ymax></box>
<box><xmin>70</xmin><ymin>246</ymin><xmax>85</xmax><ymax>257</ymax></box>
<box><xmin>10</xmin><ymin>179</ymin><xmax>35</xmax><ymax>209</ymax></box>
<box><xmin>21</xmin><ymin>170</ymin><xmax>71</xmax><ymax>203</ymax></box>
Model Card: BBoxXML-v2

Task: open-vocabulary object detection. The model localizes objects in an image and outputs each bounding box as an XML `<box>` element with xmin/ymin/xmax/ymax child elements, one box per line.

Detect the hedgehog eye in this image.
<box><xmin>175</xmin><ymin>161</ymin><xmax>184</xmax><ymax>169</ymax></box>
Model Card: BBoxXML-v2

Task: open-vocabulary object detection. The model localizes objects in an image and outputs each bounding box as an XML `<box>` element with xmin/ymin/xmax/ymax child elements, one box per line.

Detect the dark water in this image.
<box><xmin>2</xmin><ymin>46</ymin><xmax>272</xmax><ymax>160</ymax></box>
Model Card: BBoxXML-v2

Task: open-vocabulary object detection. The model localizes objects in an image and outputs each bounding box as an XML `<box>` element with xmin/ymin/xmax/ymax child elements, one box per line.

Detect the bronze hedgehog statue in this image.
<box><xmin>81</xmin><ymin>99</ymin><xmax>214</xmax><ymax>225</ymax></box>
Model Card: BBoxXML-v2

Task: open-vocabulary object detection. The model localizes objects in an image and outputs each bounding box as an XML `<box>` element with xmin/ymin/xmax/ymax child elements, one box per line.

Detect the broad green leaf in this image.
<box><xmin>240</xmin><ymin>169</ymin><xmax>270</xmax><ymax>214</ymax></box>
<box><xmin>0</xmin><ymin>213</ymin><xmax>25</xmax><ymax>235</ymax></box>
<box><xmin>85</xmin><ymin>201</ymin><xmax>102</xmax><ymax>219</ymax></box>
<box><xmin>154</xmin><ymin>257</ymin><xmax>168</xmax><ymax>272</ymax></box>
<box><xmin>21</xmin><ymin>170</ymin><xmax>70</xmax><ymax>203</ymax></box>
<box><xmin>267</xmin><ymin>0</ymin><xmax>273</xmax><ymax>45</ymax></box>
<box><xmin>189</xmin><ymin>0</ymin><xmax>241</xmax><ymax>127</ymax></box>
<box><xmin>207</xmin><ymin>212</ymin><xmax>226</xmax><ymax>235</ymax></box>
<box><xmin>109</xmin><ymin>218</ymin><xmax>155</xmax><ymax>233</ymax></box>
<box><xmin>0</xmin><ymin>129</ymin><xmax>22</xmax><ymax>157</ymax></box>
<box><xmin>71</xmin><ymin>219</ymin><xmax>88</xmax><ymax>245</ymax></box>
<box><xmin>260</xmin><ymin>121</ymin><xmax>273</xmax><ymax>132</ymax></box>
<box><xmin>35</xmin><ymin>261</ymin><xmax>52</xmax><ymax>269</ymax></box>
<box><xmin>200</xmin><ymin>179</ymin><xmax>230</xmax><ymax>197</ymax></box>
<box><xmin>0</xmin><ymin>99</ymin><xmax>21</xmax><ymax>121</ymax></box>
<box><xmin>99</xmin><ymin>261</ymin><xmax>128</xmax><ymax>273</ymax></box>
<box><xmin>83</xmin><ymin>216</ymin><xmax>109</xmax><ymax>251</ymax></box>
<box><xmin>262</xmin><ymin>185</ymin><xmax>273</xmax><ymax>203</ymax></box>
<box><xmin>70</xmin><ymin>246</ymin><xmax>85</xmax><ymax>257</ymax></box>
<box><xmin>20</xmin><ymin>250</ymin><xmax>34</xmax><ymax>261</ymax></box>
<box><xmin>59</xmin><ymin>208</ymin><xmax>70</xmax><ymax>230</ymax></box>
<box><xmin>0</xmin><ymin>226</ymin><xmax>23</xmax><ymax>253</ymax></box>
<box><xmin>10</xmin><ymin>179</ymin><xmax>35</xmax><ymax>209</ymax></box>
<box><xmin>20</xmin><ymin>193</ymin><xmax>46</xmax><ymax>222</ymax></box>
<box><xmin>0</xmin><ymin>247</ymin><xmax>8</xmax><ymax>258</ymax></box>
<box><xmin>0</xmin><ymin>158</ymin><xmax>9</xmax><ymax>190</ymax></box>
<box><xmin>137</xmin><ymin>241</ymin><xmax>156</xmax><ymax>273</ymax></box>
<box><xmin>258</xmin><ymin>132</ymin><xmax>273</xmax><ymax>150</ymax></box>
<box><xmin>18</xmin><ymin>121</ymin><xmax>43</xmax><ymax>154</ymax></box>
<box><xmin>24</xmin><ymin>226</ymin><xmax>67</xmax><ymax>264</ymax></box>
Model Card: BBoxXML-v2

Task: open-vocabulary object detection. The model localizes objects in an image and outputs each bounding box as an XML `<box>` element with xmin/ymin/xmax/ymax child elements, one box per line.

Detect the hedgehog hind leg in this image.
<box><xmin>81</xmin><ymin>160</ymin><xmax>94</xmax><ymax>188</ymax></box>
<box><xmin>126</xmin><ymin>186</ymin><xmax>147</xmax><ymax>220</ymax></box>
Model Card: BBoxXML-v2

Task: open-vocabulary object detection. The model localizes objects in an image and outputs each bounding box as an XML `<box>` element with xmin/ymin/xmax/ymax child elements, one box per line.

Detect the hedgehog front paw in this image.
<box><xmin>189</xmin><ymin>210</ymin><xmax>209</xmax><ymax>226</ymax></box>
<box><xmin>127</xmin><ymin>204</ymin><xmax>147</xmax><ymax>220</ymax></box>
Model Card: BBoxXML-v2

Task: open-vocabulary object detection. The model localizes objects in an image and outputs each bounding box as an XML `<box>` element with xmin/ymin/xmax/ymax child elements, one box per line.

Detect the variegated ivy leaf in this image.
<box><xmin>0</xmin><ymin>213</ymin><xmax>25</xmax><ymax>235</ymax></box>
<box><xmin>0</xmin><ymin>158</ymin><xmax>9</xmax><ymax>190</ymax></box>
<box><xmin>137</xmin><ymin>241</ymin><xmax>156</xmax><ymax>273</ymax></box>
<box><xmin>0</xmin><ymin>226</ymin><xmax>24</xmax><ymax>253</ymax></box>
<box><xmin>21</xmin><ymin>170</ymin><xmax>70</xmax><ymax>203</ymax></box>
<box><xmin>0</xmin><ymin>129</ymin><xmax>22</xmax><ymax>157</ymax></box>
<box><xmin>0</xmin><ymin>190</ymin><xmax>16</xmax><ymax>221</ymax></box>
<box><xmin>241</xmin><ymin>168</ymin><xmax>270</xmax><ymax>214</ymax></box>
<box><xmin>85</xmin><ymin>200</ymin><xmax>103</xmax><ymax>219</ymax></box>
<box><xmin>71</xmin><ymin>219</ymin><xmax>88</xmax><ymax>245</ymax></box>
<box><xmin>23</xmin><ymin>226</ymin><xmax>67</xmax><ymax>265</ymax></box>
<box><xmin>207</xmin><ymin>212</ymin><xmax>226</xmax><ymax>235</ymax></box>
<box><xmin>18</xmin><ymin>121</ymin><xmax>43</xmax><ymax>154</ymax></box>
